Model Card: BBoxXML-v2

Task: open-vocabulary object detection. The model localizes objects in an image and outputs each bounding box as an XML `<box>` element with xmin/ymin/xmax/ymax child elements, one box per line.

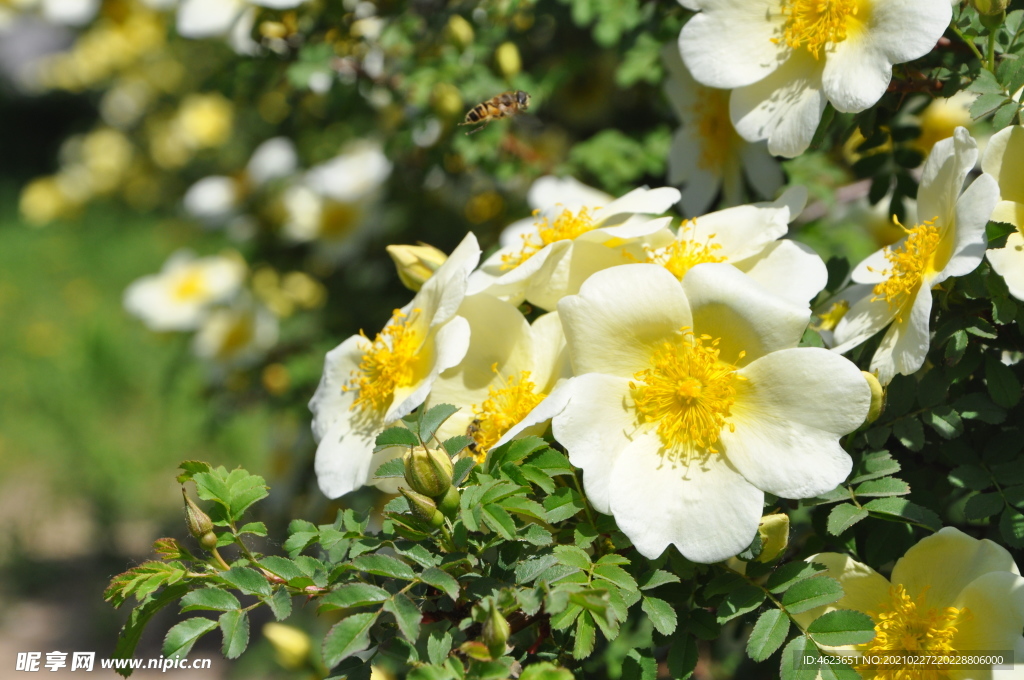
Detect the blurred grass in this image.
<box><xmin>0</xmin><ymin>185</ymin><xmax>272</xmax><ymax>554</ymax></box>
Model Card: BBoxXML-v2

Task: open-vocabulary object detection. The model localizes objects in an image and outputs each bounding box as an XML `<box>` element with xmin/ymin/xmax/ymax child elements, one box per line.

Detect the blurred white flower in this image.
<box><xmin>123</xmin><ymin>250</ymin><xmax>246</xmax><ymax>332</ymax></box>
<box><xmin>662</xmin><ymin>43</ymin><xmax>781</xmax><ymax>217</ymax></box>
<box><xmin>982</xmin><ymin>125</ymin><xmax>1024</xmax><ymax>302</ymax></box>
<box><xmin>192</xmin><ymin>299</ymin><xmax>279</xmax><ymax>367</ymax></box>
<box><xmin>679</xmin><ymin>0</ymin><xmax>952</xmax><ymax>157</ymax></box>
<box><xmin>176</xmin><ymin>0</ymin><xmax>306</xmax><ymax>40</ymax></box>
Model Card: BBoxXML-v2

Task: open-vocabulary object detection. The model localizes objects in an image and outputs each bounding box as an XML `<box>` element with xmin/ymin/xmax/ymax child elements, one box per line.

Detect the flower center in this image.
<box><xmin>346</xmin><ymin>308</ymin><xmax>422</xmax><ymax>413</ymax></box>
<box><xmin>469</xmin><ymin>366</ymin><xmax>546</xmax><ymax>462</ymax></box>
<box><xmin>216</xmin><ymin>315</ymin><xmax>255</xmax><ymax>359</ymax></box>
<box><xmin>172</xmin><ymin>267</ymin><xmax>209</xmax><ymax>302</ymax></box>
<box><xmin>630</xmin><ymin>329</ymin><xmax>744</xmax><ymax>466</ymax></box>
<box><xmin>859</xmin><ymin>585</ymin><xmax>969</xmax><ymax>680</ymax></box>
<box><xmin>777</xmin><ymin>0</ymin><xmax>861</xmax><ymax>59</ymax></box>
<box><xmin>319</xmin><ymin>201</ymin><xmax>362</xmax><ymax>239</ymax></box>
<box><xmin>644</xmin><ymin>218</ymin><xmax>727</xmax><ymax>279</ymax></box>
<box><xmin>870</xmin><ymin>217</ymin><xmax>941</xmax><ymax>321</ymax></box>
<box><xmin>691</xmin><ymin>89</ymin><xmax>737</xmax><ymax>171</ymax></box>
<box><xmin>501</xmin><ymin>206</ymin><xmax>599</xmax><ymax>270</ymax></box>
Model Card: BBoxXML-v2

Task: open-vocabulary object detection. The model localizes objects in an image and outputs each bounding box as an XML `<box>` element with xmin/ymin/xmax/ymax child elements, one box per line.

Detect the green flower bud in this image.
<box><xmin>404</xmin><ymin>446</ymin><xmax>453</xmax><ymax>498</ymax></box>
<box><xmin>862</xmin><ymin>371</ymin><xmax>885</xmax><ymax>425</ymax></box>
<box><xmin>481</xmin><ymin>602</ymin><xmax>511</xmax><ymax>659</ymax></box>
<box><xmin>973</xmin><ymin>0</ymin><xmax>1008</xmax><ymax>16</ymax></box>
<box><xmin>183</xmin><ymin>487</ymin><xmax>214</xmax><ymax>540</ymax></box>
<box><xmin>400</xmin><ymin>488</ymin><xmax>445</xmax><ymax>527</ymax></box>
<box><xmin>437</xmin><ymin>485</ymin><xmax>461</xmax><ymax>519</ymax></box>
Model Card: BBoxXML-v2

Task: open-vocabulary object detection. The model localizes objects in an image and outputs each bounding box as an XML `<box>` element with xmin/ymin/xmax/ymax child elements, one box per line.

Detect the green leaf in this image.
<box><xmin>111</xmin><ymin>583</ymin><xmax>190</xmax><ymax>677</ymax></box>
<box><xmin>971</xmin><ymin>92</ymin><xmax>1008</xmax><ymax>119</ymax></box>
<box><xmin>864</xmin><ymin>497</ymin><xmax>941</xmax><ymax>530</ymax></box>
<box><xmin>180</xmin><ymin>588</ymin><xmax>240</xmax><ymax>613</ymax></box>
<box><xmin>781</xmin><ymin>577</ymin><xmax>844</xmax><ymax>614</ymax></box>
<box><xmin>850</xmin><ymin>451</ymin><xmax>901</xmax><ymax>484</ymax></box>
<box><xmin>827</xmin><ymin>504</ymin><xmax>869</xmax><ymax>535</ymax></box>
<box><xmin>163</xmin><ymin>617</ymin><xmax>218</xmax><ymax>659</ymax></box>
<box><xmin>499</xmin><ymin>496</ymin><xmax>548</xmax><ymax>521</ymax></box>
<box><xmin>323</xmin><ymin>612</ymin><xmax>379</xmax><ymax>669</ymax></box>
<box><xmin>747</xmin><ymin>609</ymin><xmax>789</xmax><ymax>662</ymax></box>
<box><xmin>375</xmin><ymin>457</ymin><xmax>407</xmax><ymax>478</ymax></box>
<box><xmin>820</xmin><ymin>662</ymin><xmax>862</xmax><ymax>680</ymax></box>
<box><xmin>993</xmin><ymin>101</ymin><xmax>1020</xmax><ymax>130</ymax></box>
<box><xmin>224</xmin><ymin>469</ymin><xmax>268</xmax><ymax>520</ymax></box>
<box><xmin>518</xmin><ymin>465</ymin><xmax>555</xmax><ymax>493</ymax></box>
<box><xmin>766</xmin><ymin>562</ymin><xmax>827</xmax><ymax>594</ymax></box>
<box><xmin>491</xmin><ymin>435</ymin><xmax>549</xmax><ymax>470</ymax></box>
<box><xmin>351</xmin><ymin>554</ymin><xmax>416</xmax><ymax>580</ymax></box>
<box><xmin>806</xmin><ymin>609</ymin><xmax>876</xmax><ymax>646</ymax></box>
<box><xmin>544</xmin><ymin>487</ymin><xmax>585</xmax><ymax>522</ymax></box>
<box><xmin>893</xmin><ymin>417</ymin><xmax>925</xmax><ymax>451</ymax></box>
<box><xmin>780</xmin><ymin>636</ymin><xmax>820</xmax><ymax>680</ymax></box>
<box><xmin>641</xmin><ymin>596</ymin><xmax>678</xmax><ymax>635</ymax></box>
<box><xmin>922</xmin><ymin>406</ymin><xmax>963</xmax><ymax>440</ymax></box>
<box><xmin>427</xmin><ymin>630</ymin><xmax>454</xmax><ymax>666</ymax></box>
<box><xmin>238</xmin><ymin>521</ymin><xmax>268</xmax><ymax>536</ymax></box>
<box><xmin>265</xmin><ymin>589</ymin><xmax>292</xmax><ymax>621</ymax></box>
<box><xmin>553</xmin><ymin>545</ymin><xmax>592</xmax><ymax>570</ymax></box>
<box><xmin>219</xmin><ymin>567</ymin><xmax>271</xmax><ymax>598</ymax></box>
<box><xmin>640</xmin><ymin>569</ymin><xmax>681</xmax><ymax>590</ymax></box>
<box><xmin>1000</xmin><ymin>508</ymin><xmax>1024</xmax><ymax>548</ymax></box>
<box><xmin>384</xmin><ymin>593</ymin><xmax>422</xmax><ymax>641</ymax></box>
<box><xmin>572</xmin><ymin>612</ymin><xmax>597</xmax><ymax>660</ymax></box>
<box><xmin>519</xmin><ymin>662</ymin><xmax>574</xmax><ymax>680</ymax></box>
<box><xmin>522</xmin><ymin>524</ymin><xmax>553</xmax><ymax>546</ymax></box>
<box><xmin>260</xmin><ymin>556</ymin><xmax>306</xmax><ymax>582</ymax></box>
<box><xmin>375</xmin><ymin>426</ymin><xmax>420</xmax><ymax>450</ymax></box>
<box><xmin>419</xmin><ymin>403</ymin><xmax>459</xmax><ymax>441</ymax></box>
<box><xmin>442</xmin><ymin>435</ymin><xmax>474</xmax><ymax>458</ymax></box>
<box><xmin>452</xmin><ymin>457</ymin><xmax>476</xmax><ymax>487</ymax></box>
<box><xmin>482</xmin><ymin>504</ymin><xmax>517</xmax><ymax>539</ymax></box>
<box><xmin>319</xmin><ymin>583</ymin><xmax>391</xmax><ymax>611</ymax></box>
<box><xmin>717</xmin><ymin>585</ymin><xmax>765</xmax><ymax>623</ymax></box>
<box><xmin>854</xmin><ymin>477</ymin><xmax>910</xmax><ymax>498</ymax></box>
<box><xmin>986</xmin><ymin>355</ymin><xmax>1022</xmax><ymax>408</ymax></box>
<box><xmin>667</xmin><ymin>633</ymin><xmax>698</xmax><ymax>680</ymax></box>
<box><xmin>178</xmin><ymin>461</ymin><xmax>213</xmax><ymax>484</ymax></box>
<box><xmin>593</xmin><ymin>564</ymin><xmax>638</xmax><ymax>592</ymax></box>
<box><xmin>420</xmin><ymin>567</ymin><xmax>460</xmax><ymax>602</ymax></box>
<box><xmin>621</xmin><ymin>648</ymin><xmax>657</xmax><ymax>680</ymax></box>
<box><xmin>953</xmin><ymin>393</ymin><xmax>1005</xmax><ymax>424</ymax></box>
<box><xmin>949</xmin><ymin>464</ymin><xmax>993</xmax><ymax>490</ymax></box>
<box><xmin>965</xmin><ymin>491</ymin><xmax>1005</xmax><ymax>519</ymax></box>
<box><xmin>219</xmin><ymin>610</ymin><xmax>250</xmax><ymax>659</ymax></box>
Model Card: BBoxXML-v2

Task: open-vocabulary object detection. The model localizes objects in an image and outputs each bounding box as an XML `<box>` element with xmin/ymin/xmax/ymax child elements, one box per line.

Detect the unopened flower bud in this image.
<box><xmin>263</xmin><ymin>623</ymin><xmax>311</xmax><ymax>670</ymax></box>
<box><xmin>756</xmin><ymin>513</ymin><xmax>790</xmax><ymax>563</ymax></box>
<box><xmin>973</xmin><ymin>0</ymin><xmax>1008</xmax><ymax>16</ymax></box>
<box><xmin>482</xmin><ymin>602</ymin><xmax>511</xmax><ymax>659</ymax></box>
<box><xmin>183</xmin><ymin>487</ymin><xmax>216</xmax><ymax>549</ymax></box>
<box><xmin>386</xmin><ymin>243</ymin><xmax>447</xmax><ymax>291</ymax></box>
<box><xmin>400</xmin><ymin>488</ymin><xmax>445</xmax><ymax>527</ymax></box>
<box><xmin>495</xmin><ymin>42</ymin><xmax>521</xmax><ymax>79</ymax></box>
<box><xmin>862</xmin><ymin>371</ymin><xmax>885</xmax><ymax>425</ymax></box>
<box><xmin>404</xmin><ymin>446</ymin><xmax>454</xmax><ymax>498</ymax></box>
<box><xmin>437</xmin><ymin>485</ymin><xmax>461</xmax><ymax>519</ymax></box>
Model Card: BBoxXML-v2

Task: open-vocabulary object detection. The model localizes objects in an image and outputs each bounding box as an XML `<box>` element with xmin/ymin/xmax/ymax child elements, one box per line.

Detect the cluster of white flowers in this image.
<box><xmin>311</xmin><ymin>172</ymin><xmax>876</xmax><ymax>564</ymax></box>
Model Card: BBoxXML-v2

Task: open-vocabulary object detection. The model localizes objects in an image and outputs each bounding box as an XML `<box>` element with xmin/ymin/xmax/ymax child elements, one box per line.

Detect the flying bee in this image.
<box><xmin>459</xmin><ymin>90</ymin><xmax>531</xmax><ymax>135</ymax></box>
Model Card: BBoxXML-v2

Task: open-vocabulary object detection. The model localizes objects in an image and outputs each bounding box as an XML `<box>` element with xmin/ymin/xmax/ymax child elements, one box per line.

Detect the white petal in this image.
<box><xmin>723</xmin><ymin>348</ymin><xmax>867</xmax><ymax>497</ymax></box>
<box><xmin>246</xmin><ymin>137</ymin><xmax>298</xmax><ymax>185</ymax></box>
<box><xmin>183</xmin><ymin>176</ymin><xmax>238</xmax><ymax>222</ymax></box>
<box><xmin>863</xmin><ymin>0</ymin><xmax>953</xmax><ymax>64</ymax></box>
<box><xmin>892</xmin><ymin>527</ymin><xmax>1021</xmax><ymax>608</ymax></box>
<box><xmin>309</xmin><ymin>335</ymin><xmax>365</xmax><ymax>442</ymax></box>
<box><xmin>176</xmin><ymin>0</ymin><xmax>243</xmax><ymax>37</ymax></box>
<box><xmin>493</xmin><ymin>378</ymin><xmax>575</xmax><ymax>451</ymax></box>
<box><xmin>314</xmin><ymin>410</ymin><xmax>383</xmax><ymax>499</ymax></box>
<box><xmin>991</xmin><ymin>200</ymin><xmax>1024</xmax><ymax>229</ymax></box>
<box><xmin>831</xmin><ymin>288</ymin><xmax>895</xmax><ymax>355</ymax></box>
<box><xmin>735</xmin><ymin>240</ymin><xmax>828</xmax><ymax>305</ymax></box>
<box><xmin>983</xmin><ymin>125</ymin><xmax>1024</xmax><ymax>205</ymax></box>
<box><xmin>953</xmin><ymin>572</ymin><xmax>1024</xmax><ymax>662</ymax></box>
<box><xmin>387</xmin><ymin>315</ymin><xmax>470</xmax><ymax>422</ymax></box>
<box><xmin>683</xmin><ymin>263</ymin><xmax>810</xmax><ymax>363</ymax></box>
<box><xmin>601</xmin><ymin>186</ymin><xmax>681</xmax><ymax>220</ymax></box>
<box><xmin>917</xmin><ymin>127</ymin><xmax>977</xmax><ymax>230</ymax></box>
<box><xmin>870</xmin><ymin>284</ymin><xmax>931</xmax><ymax>384</ymax></box>
<box><xmin>412</xmin><ymin>232</ymin><xmax>480</xmax><ymax>327</ymax></box>
<box><xmin>937</xmin><ymin>172</ymin><xmax>998</xmax><ymax>281</ymax></box>
<box><xmin>550</xmin><ymin>374</ymin><xmax>636</xmax><ymax>514</ymax></box>
<box><xmin>850</xmin><ymin>245</ymin><xmax>891</xmax><ymax>284</ymax></box>
<box><xmin>822</xmin><ymin>37</ymin><xmax>892</xmax><ymax>113</ymax></box>
<box><xmin>730</xmin><ymin>51</ymin><xmax>827</xmax><ymax>158</ymax></box>
<box><xmin>557</xmin><ymin>264</ymin><xmax>692</xmax><ymax>377</ymax></box>
<box><xmin>528</xmin><ymin>175</ymin><xmax>612</xmax><ymax>211</ymax></box>
<box><xmin>988</xmin><ymin>232</ymin><xmax>1024</xmax><ymax>302</ymax></box>
<box><xmin>678</xmin><ymin>0</ymin><xmax>786</xmax><ymax>90</ymax></box>
<box><xmin>250</xmin><ymin>0</ymin><xmax>306</xmax><ymax>6</ymax></box>
<box><xmin>609</xmin><ymin>438</ymin><xmax>764</xmax><ymax>562</ymax></box>
<box><xmin>688</xmin><ymin>201</ymin><xmax>790</xmax><ymax>262</ymax></box>
<box><xmin>529</xmin><ymin>311</ymin><xmax>572</xmax><ymax>391</ymax></box>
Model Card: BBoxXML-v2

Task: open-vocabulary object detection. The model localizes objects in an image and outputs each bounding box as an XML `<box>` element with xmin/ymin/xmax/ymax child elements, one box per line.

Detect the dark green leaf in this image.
<box><xmin>986</xmin><ymin>355</ymin><xmax>1022</xmax><ymax>408</ymax></box>
<box><xmin>219</xmin><ymin>609</ymin><xmax>249</xmax><ymax>659</ymax></box>
<box><xmin>260</xmin><ymin>556</ymin><xmax>306</xmax><ymax>582</ymax></box>
<box><xmin>864</xmin><ymin>497</ymin><xmax>941</xmax><ymax>530</ymax></box>
<box><xmin>922</xmin><ymin>406</ymin><xmax>963</xmax><ymax>440</ymax></box>
<box><xmin>993</xmin><ymin>101</ymin><xmax>1020</xmax><ymax>130</ymax></box>
<box><xmin>219</xmin><ymin>567</ymin><xmax>271</xmax><ymax>598</ymax></box>
<box><xmin>716</xmin><ymin>585</ymin><xmax>765</xmax><ymax>623</ymax></box>
<box><xmin>442</xmin><ymin>435</ymin><xmax>473</xmax><ymax>458</ymax></box>
<box><xmin>1000</xmin><ymin>508</ymin><xmax>1024</xmax><ymax>548</ymax></box>
<box><xmin>375</xmin><ymin>426</ymin><xmax>420</xmax><ymax>450</ymax></box>
<box><xmin>420</xmin><ymin>567</ymin><xmax>460</xmax><ymax>601</ymax></box>
<box><xmin>640</xmin><ymin>569</ymin><xmax>681</xmax><ymax>590</ymax></box>
<box><xmin>806</xmin><ymin>609</ymin><xmax>876</xmax><ymax>646</ymax></box>
<box><xmin>953</xmin><ymin>393</ymin><xmax>1005</xmax><ymax>424</ymax></box>
<box><xmin>965</xmin><ymin>492</ymin><xmax>1005</xmax><ymax>519</ymax></box>
<box><xmin>320</xmin><ymin>583</ymin><xmax>391</xmax><ymax>611</ymax></box>
<box><xmin>238</xmin><ymin>522</ymin><xmax>267</xmax><ymax>536</ymax></box>
<box><xmin>452</xmin><ymin>457</ymin><xmax>476</xmax><ymax>487</ymax></box>
<box><xmin>747</xmin><ymin>609</ymin><xmax>790</xmax><ymax>662</ymax></box>
<box><xmin>854</xmin><ymin>477</ymin><xmax>910</xmax><ymax>498</ymax></box>
<box><xmin>572</xmin><ymin>612</ymin><xmax>597</xmax><ymax>660</ymax></box>
<box><xmin>820</xmin><ymin>661</ymin><xmax>862</xmax><ymax>680</ymax></box>
<box><xmin>265</xmin><ymin>588</ymin><xmax>292</xmax><ymax>621</ymax></box>
<box><xmin>482</xmin><ymin>504</ymin><xmax>517</xmax><ymax>539</ymax></box>
<box><xmin>780</xmin><ymin>635</ymin><xmax>820</xmax><ymax>680</ymax></box>
<box><xmin>427</xmin><ymin>630</ymin><xmax>454</xmax><ymax>667</ymax></box>
<box><xmin>553</xmin><ymin>545</ymin><xmax>592</xmax><ymax>570</ymax></box>
<box><xmin>641</xmin><ymin>596</ymin><xmax>677</xmax><ymax>635</ymax></box>
<box><xmin>419</xmin><ymin>404</ymin><xmax>459</xmax><ymax>441</ymax></box>
<box><xmin>180</xmin><ymin>588</ymin><xmax>240</xmax><ymax>613</ymax></box>
<box><xmin>893</xmin><ymin>417</ymin><xmax>924</xmax><ymax>451</ymax></box>
<box><xmin>384</xmin><ymin>593</ymin><xmax>421</xmax><ymax>641</ymax></box>
<box><xmin>766</xmin><ymin>562</ymin><xmax>827</xmax><ymax>593</ymax></box>
<box><xmin>593</xmin><ymin>564</ymin><xmax>638</xmax><ymax>592</ymax></box>
<box><xmin>544</xmin><ymin>487</ymin><xmax>585</xmax><ymax>522</ymax></box>
<box><xmin>781</xmin><ymin>577</ymin><xmax>844</xmax><ymax>614</ymax></box>
<box><xmin>111</xmin><ymin>583</ymin><xmax>190</xmax><ymax>677</ymax></box>
<box><xmin>949</xmin><ymin>464</ymin><xmax>993</xmax><ymax>490</ymax></box>
<box><xmin>163</xmin><ymin>617</ymin><xmax>218</xmax><ymax>659</ymax></box>
<box><xmin>323</xmin><ymin>612</ymin><xmax>379</xmax><ymax>668</ymax></box>
<box><xmin>971</xmin><ymin>92</ymin><xmax>1008</xmax><ymax>119</ymax></box>
<box><xmin>850</xmin><ymin>451</ymin><xmax>900</xmax><ymax>484</ymax></box>
<box><xmin>351</xmin><ymin>554</ymin><xmax>416</xmax><ymax>580</ymax></box>
<box><xmin>375</xmin><ymin>457</ymin><xmax>407</xmax><ymax>478</ymax></box>
<box><xmin>520</xmin><ymin>662</ymin><xmax>574</xmax><ymax>680</ymax></box>
<box><xmin>828</xmin><ymin>503</ymin><xmax>869</xmax><ymax>535</ymax></box>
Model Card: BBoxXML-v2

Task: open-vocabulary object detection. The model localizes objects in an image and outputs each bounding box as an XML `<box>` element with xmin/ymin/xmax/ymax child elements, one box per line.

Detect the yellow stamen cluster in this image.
<box><xmin>813</xmin><ymin>300</ymin><xmax>850</xmax><ymax>332</ymax></box>
<box><xmin>470</xmin><ymin>366</ymin><xmax>546</xmax><ymax>462</ymax></box>
<box><xmin>501</xmin><ymin>206</ymin><xmax>599</xmax><ymax>270</ymax></box>
<box><xmin>644</xmin><ymin>219</ymin><xmax>727</xmax><ymax>279</ymax></box>
<box><xmin>346</xmin><ymin>309</ymin><xmax>422</xmax><ymax>413</ymax></box>
<box><xmin>776</xmin><ymin>0</ymin><xmax>860</xmax><ymax>59</ymax></box>
<box><xmin>859</xmin><ymin>585</ymin><xmax>968</xmax><ymax>680</ymax></box>
<box><xmin>691</xmin><ymin>89</ymin><xmax>736</xmax><ymax>171</ymax></box>
<box><xmin>630</xmin><ymin>329</ymin><xmax>744</xmax><ymax>466</ymax></box>
<box><xmin>172</xmin><ymin>268</ymin><xmax>209</xmax><ymax>302</ymax></box>
<box><xmin>870</xmin><ymin>217</ymin><xmax>941</xmax><ymax>321</ymax></box>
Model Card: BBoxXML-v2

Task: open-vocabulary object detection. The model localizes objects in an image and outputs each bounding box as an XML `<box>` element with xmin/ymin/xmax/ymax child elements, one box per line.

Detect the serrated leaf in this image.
<box><xmin>520</xmin><ymin>662</ymin><xmax>574</xmax><ymax>680</ymax></box>
<box><xmin>261</xmin><ymin>555</ymin><xmax>306</xmax><ymax>582</ymax></box>
<box><xmin>499</xmin><ymin>496</ymin><xmax>548</xmax><ymax>521</ymax></box>
<box><xmin>1000</xmin><ymin>508</ymin><xmax>1024</xmax><ymax>548</ymax></box>
<box><xmin>954</xmin><ymin>393</ymin><xmax>1005</xmax><ymax>424</ymax></box>
<box><xmin>442</xmin><ymin>435</ymin><xmax>474</xmax><ymax>458</ymax></box>
<box><xmin>375</xmin><ymin>426</ymin><xmax>420</xmax><ymax>450</ymax></box>
<box><xmin>523</xmin><ymin>523</ymin><xmax>553</xmax><ymax>546</ymax></box>
<box><xmin>965</xmin><ymin>491</ymin><xmax>1005</xmax><ymax>519</ymax></box>
<box><xmin>948</xmin><ymin>464</ymin><xmax>993</xmax><ymax>490</ymax></box>
<box><xmin>593</xmin><ymin>564</ymin><xmax>638</xmax><ymax>592</ymax></box>
<box><xmin>893</xmin><ymin>417</ymin><xmax>925</xmax><ymax>452</ymax></box>
<box><xmin>482</xmin><ymin>504</ymin><xmax>517</xmax><ymax>539</ymax></box>
<box><xmin>781</xmin><ymin>577</ymin><xmax>844</xmax><ymax>614</ymax></box>
<box><xmin>420</xmin><ymin>567</ymin><xmax>460</xmax><ymax>601</ymax></box>
<box><xmin>219</xmin><ymin>567</ymin><xmax>271</xmax><ymax>598</ymax></box>
<box><xmin>827</xmin><ymin>503</ymin><xmax>869</xmax><ymax>535</ymax></box>
<box><xmin>747</xmin><ymin>609</ymin><xmax>790</xmax><ymax>662</ymax></box>
<box><xmin>667</xmin><ymin>633</ymin><xmax>698</xmax><ymax>680</ymax></box>
<box><xmin>265</xmin><ymin>588</ymin><xmax>292</xmax><ymax>621</ymax></box>
<box><xmin>111</xmin><ymin>583</ymin><xmax>190</xmax><ymax>677</ymax></box>
<box><xmin>490</xmin><ymin>435</ymin><xmax>550</xmax><ymax>470</ymax></box>
<box><xmin>224</xmin><ymin>469</ymin><xmax>268</xmax><ymax>520</ymax></box>
<box><xmin>180</xmin><ymin>588</ymin><xmax>240</xmax><ymax>613</ymax></box>
<box><xmin>850</xmin><ymin>451</ymin><xmax>900</xmax><ymax>484</ymax></box>
<box><xmin>518</xmin><ymin>464</ymin><xmax>556</xmax><ymax>493</ymax></box>
<box><xmin>385</xmin><ymin>593</ymin><xmax>422</xmax><ymax>641</ymax></box>
<box><xmin>717</xmin><ymin>585</ymin><xmax>765</xmax><ymax>623</ymax></box>
<box><xmin>427</xmin><ymin>630</ymin><xmax>454</xmax><ymax>666</ymax></box>
<box><xmin>419</xmin><ymin>403</ymin><xmax>460</xmax><ymax>441</ymax></box>
<box><xmin>640</xmin><ymin>569</ymin><xmax>681</xmax><ymax>590</ymax></box>
<box><xmin>452</xmin><ymin>457</ymin><xmax>476</xmax><ymax>487</ymax></box>
<box><xmin>854</xmin><ymin>477</ymin><xmax>910</xmax><ymax>498</ymax></box>
<box><xmin>238</xmin><ymin>522</ymin><xmax>267</xmax><ymax>536</ymax></box>
<box><xmin>780</xmin><ymin>636</ymin><xmax>819</xmax><ymax>680</ymax></box>
<box><xmin>319</xmin><ymin>583</ymin><xmax>391</xmax><ymax>610</ymax></box>
<box><xmin>544</xmin><ymin>487</ymin><xmax>584</xmax><ymax>522</ymax></box>
<box><xmin>767</xmin><ymin>562</ymin><xmax>827</xmax><ymax>593</ymax></box>
<box><xmin>219</xmin><ymin>609</ymin><xmax>249</xmax><ymax>659</ymax></box>
<box><xmin>554</xmin><ymin>545</ymin><xmax>592</xmax><ymax>570</ymax></box>
<box><xmin>864</xmin><ymin>497</ymin><xmax>941</xmax><ymax>530</ymax></box>
<box><xmin>572</xmin><ymin>612</ymin><xmax>597</xmax><ymax>660</ymax></box>
<box><xmin>922</xmin><ymin>406</ymin><xmax>963</xmax><ymax>440</ymax></box>
<box><xmin>641</xmin><ymin>596</ymin><xmax>677</xmax><ymax>635</ymax></box>
<box><xmin>993</xmin><ymin>101</ymin><xmax>1020</xmax><ymax>130</ymax></box>
<box><xmin>987</xmin><ymin>355</ymin><xmax>1022</xmax><ymax>408</ymax></box>
<box><xmin>351</xmin><ymin>554</ymin><xmax>416</xmax><ymax>580</ymax></box>
<box><xmin>163</xmin><ymin>617</ymin><xmax>218</xmax><ymax>659</ymax></box>
<box><xmin>375</xmin><ymin>457</ymin><xmax>407</xmax><ymax>478</ymax></box>
<box><xmin>806</xmin><ymin>609</ymin><xmax>876</xmax><ymax>646</ymax></box>
<box><xmin>971</xmin><ymin>92</ymin><xmax>1008</xmax><ymax>119</ymax></box>
<box><xmin>323</xmin><ymin>612</ymin><xmax>379</xmax><ymax>668</ymax></box>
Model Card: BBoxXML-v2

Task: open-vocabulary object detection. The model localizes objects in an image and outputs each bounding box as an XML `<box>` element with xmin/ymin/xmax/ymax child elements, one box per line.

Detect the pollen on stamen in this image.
<box><xmin>630</xmin><ymin>328</ymin><xmax>745</xmax><ymax>468</ymax></box>
<box><xmin>868</xmin><ymin>216</ymin><xmax>941</xmax><ymax>322</ymax></box>
<box><xmin>345</xmin><ymin>308</ymin><xmax>422</xmax><ymax>414</ymax></box>
<box><xmin>500</xmin><ymin>205</ymin><xmax>600</xmax><ymax>270</ymax></box>
<box><xmin>773</xmin><ymin>0</ymin><xmax>861</xmax><ymax>59</ymax></box>
<box><xmin>644</xmin><ymin>219</ymin><xmax>727</xmax><ymax>280</ymax></box>
<box><xmin>469</xmin><ymin>364</ymin><xmax>546</xmax><ymax>462</ymax></box>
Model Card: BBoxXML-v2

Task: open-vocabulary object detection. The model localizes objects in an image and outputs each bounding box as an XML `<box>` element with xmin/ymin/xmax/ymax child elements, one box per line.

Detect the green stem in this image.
<box><xmin>987</xmin><ymin>28</ymin><xmax>998</xmax><ymax>71</ymax></box>
<box><xmin>571</xmin><ymin>472</ymin><xmax>597</xmax><ymax>530</ymax></box>
<box><xmin>950</xmin><ymin>23</ymin><xmax>986</xmax><ymax>63</ymax></box>
<box><xmin>210</xmin><ymin>547</ymin><xmax>231</xmax><ymax>571</ymax></box>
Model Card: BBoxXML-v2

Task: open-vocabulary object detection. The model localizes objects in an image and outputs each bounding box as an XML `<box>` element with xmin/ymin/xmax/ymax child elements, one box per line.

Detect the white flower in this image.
<box><xmin>524</xmin><ymin>263</ymin><xmax>869</xmax><ymax>562</ymax></box>
<box><xmin>678</xmin><ymin>0</ymin><xmax>952</xmax><ymax>157</ymax></box>
<box><xmin>630</xmin><ymin>186</ymin><xmax>826</xmax><ymax>305</ymax></box>
<box><xmin>192</xmin><ymin>300</ymin><xmax>278</xmax><ymax>367</ymax></box>
<box><xmin>983</xmin><ymin>125</ymin><xmax>1024</xmax><ymax>302</ymax></box>
<box><xmin>176</xmin><ymin>0</ymin><xmax>306</xmax><ymax>39</ymax></box>
<box><xmin>467</xmin><ymin>176</ymin><xmax>680</xmax><ymax>311</ymax></box>
<box><xmin>123</xmin><ymin>250</ymin><xmax>246</xmax><ymax>332</ymax></box>
<box><xmin>832</xmin><ymin>128</ymin><xmax>999</xmax><ymax>384</ymax></box>
<box><xmin>796</xmin><ymin>527</ymin><xmax>1024</xmax><ymax>676</ymax></box>
<box><xmin>426</xmin><ymin>295</ymin><xmax>570</xmax><ymax>462</ymax></box>
<box><xmin>310</xmin><ymin>233</ymin><xmax>480</xmax><ymax>499</ymax></box>
<box><xmin>662</xmin><ymin>43</ymin><xmax>781</xmax><ymax>217</ymax></box>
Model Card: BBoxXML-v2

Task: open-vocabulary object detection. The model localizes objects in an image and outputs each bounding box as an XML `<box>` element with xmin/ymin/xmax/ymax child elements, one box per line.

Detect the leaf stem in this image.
<box><xmin>950</xmin><ymin>23</ymin><xmax>986</xmax><ymax>63</ymax></box>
